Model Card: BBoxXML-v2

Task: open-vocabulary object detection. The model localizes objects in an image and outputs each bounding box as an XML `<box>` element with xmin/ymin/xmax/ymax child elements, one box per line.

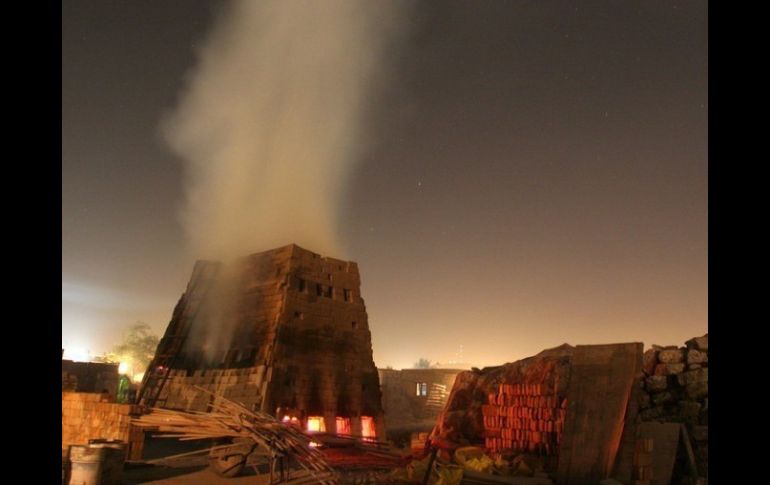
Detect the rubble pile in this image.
<box><xmin>638</xmin><ymin>333</ymin><xmax>708</xmax><ymax>478</ymax></box>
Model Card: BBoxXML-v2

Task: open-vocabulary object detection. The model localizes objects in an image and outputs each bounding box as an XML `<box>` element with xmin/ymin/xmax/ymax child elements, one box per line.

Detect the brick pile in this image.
<box><xmin>637</xmin><ymin>333</ymin><xmax>708</xmax><ymax>478</ymax></box>
<box><xmin>61</xmin><ymin>392</ymin><xmax>145</xmax><ymax>460</ymax></box>
<box><xmin>431</xmin><ymin>344</ymin><xmax>573</xmax><ymax>465</ymax></box>
<box><xmin>482</xmin><ymin>383</ymin><xmax>566</xmax><ymax>457</ymax></box>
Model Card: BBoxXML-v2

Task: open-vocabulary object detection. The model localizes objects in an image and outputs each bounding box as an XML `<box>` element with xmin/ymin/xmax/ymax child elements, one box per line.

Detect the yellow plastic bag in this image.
<box><xmin>454</xmin><ymin>446</ymin><xmax>494</xmax><ymax>474</ymax></box>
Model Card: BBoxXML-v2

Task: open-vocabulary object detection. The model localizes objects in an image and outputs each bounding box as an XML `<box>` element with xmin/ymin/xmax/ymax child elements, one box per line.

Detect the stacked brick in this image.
<box><xmin>482</xmin><ymin>383</ymin><xmax>566</xmax><ymax>457</ymax></box>
<box><xmin>156</xmin><ymin>366</ymin><xmax>267</xmax><ymax>411</ymax></box>
<box><xmin>62</xmin><ymin>392</ymin><xmax>145</xmax><ymax>460</ymax></box>
<box><xmin>431</xmin><ymin>343</ymin><xmax>574</xmax><ymax>474</ymax></box>
<box><xmin>637</xmin><ymin>333</ymin><xmax>708</xmax><ymax>478</ymax></box>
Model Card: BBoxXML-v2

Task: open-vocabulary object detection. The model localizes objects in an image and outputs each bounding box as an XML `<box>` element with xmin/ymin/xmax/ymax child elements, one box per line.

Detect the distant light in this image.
<box><xmin>64</xmin><ymin>347</ymin><xmax>91</xmax><ymax>362</ymax></box>
<box><xmin>118</xmin><ymin>362</ymin><xmax>129</xmax><ymax>375</ymax></box>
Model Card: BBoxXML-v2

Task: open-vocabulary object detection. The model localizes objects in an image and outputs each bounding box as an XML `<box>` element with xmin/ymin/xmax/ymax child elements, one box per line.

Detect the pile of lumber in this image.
<box><xmin>482</xmin><ymin>383</ymin><xmax>566</xmax><ymax>455</ymax></box>
<box><xmin>134</xmin><ymin>386</ymin><xmax>337</xmax><ymax>484</ymax></box>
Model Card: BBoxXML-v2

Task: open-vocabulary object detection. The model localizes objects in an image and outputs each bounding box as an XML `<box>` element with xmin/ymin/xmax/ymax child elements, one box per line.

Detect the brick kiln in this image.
<box><xmin>138</xmin><ymin>244</ymin><xmax>384</xmax><ymax>439</ymax></box>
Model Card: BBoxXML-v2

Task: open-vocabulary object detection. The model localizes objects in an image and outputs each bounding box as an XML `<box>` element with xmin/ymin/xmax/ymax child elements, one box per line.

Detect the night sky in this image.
<box><xmin>62</xmin><ymin>1</ymin><xmax>707</xmax><ymax>369</ymax></box>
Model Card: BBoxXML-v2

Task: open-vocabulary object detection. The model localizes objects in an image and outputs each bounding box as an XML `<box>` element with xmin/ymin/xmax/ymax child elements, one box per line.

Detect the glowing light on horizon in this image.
<box><xmin>64</xmin><ymin>347</ymin><xmax>91</xmax><ymax>362</ymax></box>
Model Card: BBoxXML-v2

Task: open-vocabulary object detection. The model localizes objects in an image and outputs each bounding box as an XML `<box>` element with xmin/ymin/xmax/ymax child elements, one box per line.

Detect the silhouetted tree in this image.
<box><xmin>95</xmin><ymin>322</ymin><xmax>159</xmax><ymax>379</ymax></box>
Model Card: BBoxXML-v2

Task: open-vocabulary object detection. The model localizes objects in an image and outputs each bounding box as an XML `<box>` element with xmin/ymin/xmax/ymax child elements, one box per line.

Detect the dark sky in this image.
<box><xmin>62</xmin><ymin>0</ymin><xmax>707</xmax><ymax>368</ymax></box>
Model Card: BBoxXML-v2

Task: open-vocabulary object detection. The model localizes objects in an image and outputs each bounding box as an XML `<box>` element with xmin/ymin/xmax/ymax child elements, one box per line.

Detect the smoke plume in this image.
<box><xmin>163</xmin><ymin>0</ymin><xmax>407</xmax><ymax>260</ymax></box>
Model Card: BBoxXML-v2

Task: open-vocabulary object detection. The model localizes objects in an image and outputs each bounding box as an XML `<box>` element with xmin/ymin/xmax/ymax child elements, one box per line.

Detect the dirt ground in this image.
<box><xmin>117</xmin><ymin>435</ymin><xmax>405</xmax><ymax>484</ymax></box>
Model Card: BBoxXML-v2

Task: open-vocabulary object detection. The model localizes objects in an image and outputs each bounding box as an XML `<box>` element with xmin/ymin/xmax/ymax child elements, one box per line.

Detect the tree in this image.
<box><xmin>98</xmin><ymin>322</ymin><xmax>160</xmax><ymax>381</ymax></box>
<box><xmin>414</xmin><ymin>358</ymin><xmax>431</xmax><ymax>369</ymax></box>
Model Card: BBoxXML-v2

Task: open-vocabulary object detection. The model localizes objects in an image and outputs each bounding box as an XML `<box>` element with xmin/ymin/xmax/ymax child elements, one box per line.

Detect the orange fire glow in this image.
<box><xmin>282</xmin><ymin>415</ymin><xmax>300</xmax><ymax>427</ymax></box>
<box><xmin>360</xmin><ymin>416</ymin><xmax>376</xmax><ymax>439</ymax></box>
<box><xmin>335</xmin><ymin>417</ymin><xmax>351</xmax><ymax>435</ymax></box>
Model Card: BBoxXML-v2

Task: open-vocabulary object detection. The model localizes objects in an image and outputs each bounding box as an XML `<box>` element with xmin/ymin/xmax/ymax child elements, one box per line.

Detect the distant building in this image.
<box><xmin>61</xmin><ymin>359</ymin><xmax>120</xmax><ymax>401</ymax></box>
<box><xmin>378</xmin><ymin>367</ymin><xmax>463</xmax><ymax>442</ymax></box>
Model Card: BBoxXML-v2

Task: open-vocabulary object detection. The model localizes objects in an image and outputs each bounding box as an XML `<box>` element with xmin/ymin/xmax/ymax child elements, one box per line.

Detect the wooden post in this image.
<box><xmin>679</xmin><ymin>425</ymin><xmax>699</xmax><ymax>480</ymax></box>
<box><xmin>422</xmin><ymin>442</ymin><xmax>438</xmax><ymax>485</ymax></box>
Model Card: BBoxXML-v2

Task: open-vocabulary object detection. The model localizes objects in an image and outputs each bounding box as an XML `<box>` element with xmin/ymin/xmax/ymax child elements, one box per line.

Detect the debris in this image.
<box><xmin>684</xmin><ymin>334</ymin><xmax>708</xmax><ymax>351</ymax></box>
<box><xmin>134</xmin><ymin>386</ymin><xmax>337</xmax><ymax>484</ymax></box>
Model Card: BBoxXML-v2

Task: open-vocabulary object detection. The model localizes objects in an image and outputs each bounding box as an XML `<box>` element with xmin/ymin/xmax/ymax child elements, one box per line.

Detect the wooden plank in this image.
<box><xmin>637</xmin><ymin>422</ymin><xmax>682</xmax><ymax>485</ymax></box>
<box><xmin>556</xmin><ymin>343</ymin><xmax>643</xmax><ymax>485</ymax></box>
<box><xmin>679</xmin><ymin>425</ymin><xmax>699</xmax><ymax>479</ymax></box>
<box><xmin>610</xmin><ymin>373</ymin><xmax>644</xmax><ymax>483</ymax></box>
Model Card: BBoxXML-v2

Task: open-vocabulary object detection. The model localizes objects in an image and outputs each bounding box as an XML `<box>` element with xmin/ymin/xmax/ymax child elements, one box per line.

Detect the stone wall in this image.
<box><xmin>61</xmin><ymin>392</ymin><xmax>145</xmax><ymax>460</ymax></box>
<box><xmin>638</xmin><ymin>334</ymin><xmax>708</xmax><ymax>479</ymax></box>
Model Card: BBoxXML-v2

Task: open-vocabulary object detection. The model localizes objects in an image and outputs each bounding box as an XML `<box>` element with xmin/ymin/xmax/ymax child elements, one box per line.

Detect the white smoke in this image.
<box><xmin>163</xmin><ymin>0</ymin><xmax>408</xmax><ymax>260</ymax></box>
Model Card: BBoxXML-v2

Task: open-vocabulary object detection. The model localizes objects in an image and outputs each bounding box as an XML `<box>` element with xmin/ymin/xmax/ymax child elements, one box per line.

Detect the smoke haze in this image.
<box><xmin>163</xmin><ymin>0</ymin><xmax>407</xmax><ymax>260</ymax></box>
